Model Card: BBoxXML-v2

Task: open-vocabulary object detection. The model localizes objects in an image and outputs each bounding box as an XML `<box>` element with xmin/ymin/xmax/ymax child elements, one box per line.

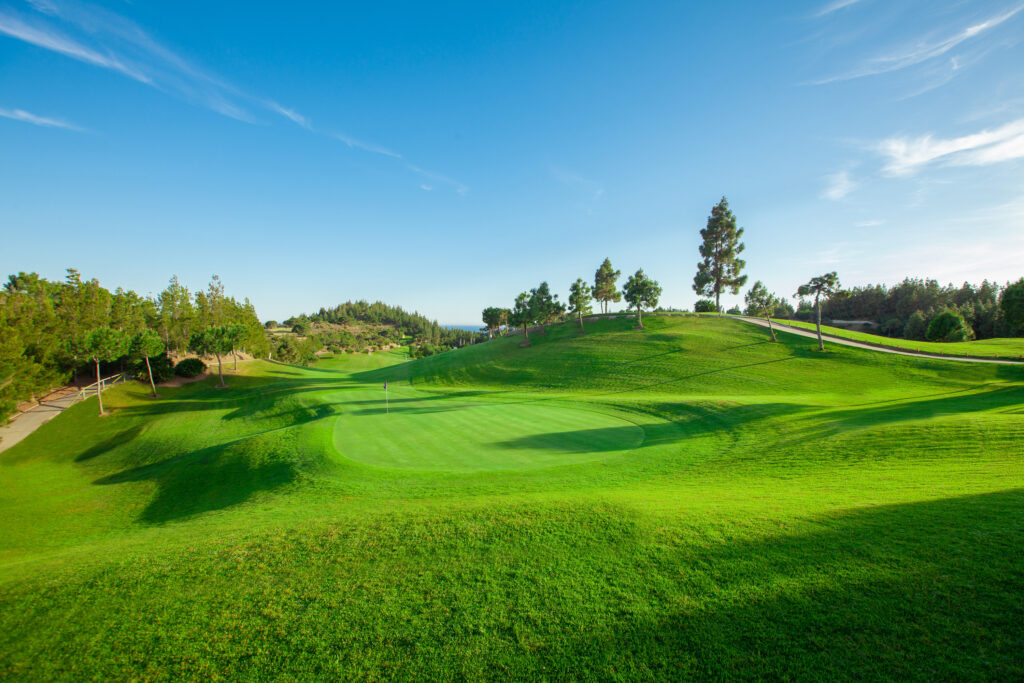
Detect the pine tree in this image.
<box><xmin>693</xmin><ymin>197</ymin><xmax>747</xmax><ymax>313</ymax></box>
<box><xmin>622</xmin><ymin>269</ymin><xmax>662</xmax><ymax>329</ymax></box>
<box><xmin>592</xmin><ymin>258</ymin><xmax>621</xmax><ymax>314</ymax></box>
<box><xmin>568</xmin><ymin>278</ymin><xmax>593</xmax><ymax>333</ymax></box>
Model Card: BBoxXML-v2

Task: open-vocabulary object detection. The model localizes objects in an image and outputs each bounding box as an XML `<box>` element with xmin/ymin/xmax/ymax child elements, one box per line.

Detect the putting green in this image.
<box><xmin>332</xmin><ymin>395</ymin><xmax>645</xmax><ymax>471</ymax></box>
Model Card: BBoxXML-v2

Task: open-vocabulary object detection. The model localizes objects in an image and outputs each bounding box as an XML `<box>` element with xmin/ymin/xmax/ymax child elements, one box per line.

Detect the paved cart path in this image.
<box><xmin>735</xmin><ymin>316</ymin><xmax>1024</xmax><ymax>365</ymax></box>
<box><xmin>0</xmin><ymin>389</ymin><xmax>82</xmax><ymax>453</ymax></box>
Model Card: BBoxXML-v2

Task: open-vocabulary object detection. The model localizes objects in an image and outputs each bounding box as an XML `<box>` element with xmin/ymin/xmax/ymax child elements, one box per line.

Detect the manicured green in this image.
<box><xmin>758</xmin><ymin>316</ymin><xmax>1024</xmax><ymax>359</ymax></box>
<box><xmin>1</xmin><ymin>316</ymin><xmax>1022</xmax><ymax>680</ymax></box>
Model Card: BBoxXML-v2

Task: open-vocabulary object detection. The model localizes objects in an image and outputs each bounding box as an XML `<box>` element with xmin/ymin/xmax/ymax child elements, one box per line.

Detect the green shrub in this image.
<box><xmin>174</xmin><ymin>358</ymin><xmax>206</xmax><ymax>378</ymax></box>
<box><xmin>726</xmin><ymin>306</ymin><xmax>742</xmax><ymax>315</ymax></box>
<box><xmin>694</xmin><ymin>299</ymin><xmax>717</xmax><ymax>313</ymax></box>
<box><xmin>903</xmin><ymin>310</ymin><xmax>928</xmax><ymax>340</ymax></box>
<box><xmin>926</xmin><ymin>309</ymin><xmax>974</xmax><ymax>343</ymax></box>
<box><xmin>133</xmin><ymin>353</ymin><xmax>175</xmax><ymax>383</ymax></box>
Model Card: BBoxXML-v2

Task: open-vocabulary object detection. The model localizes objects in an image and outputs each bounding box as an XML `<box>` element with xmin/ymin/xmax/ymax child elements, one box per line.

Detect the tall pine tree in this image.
<box><xmin>693</xmin><ymin>197</ymin><xmax>747</xmax><ymax>313</ymax></box>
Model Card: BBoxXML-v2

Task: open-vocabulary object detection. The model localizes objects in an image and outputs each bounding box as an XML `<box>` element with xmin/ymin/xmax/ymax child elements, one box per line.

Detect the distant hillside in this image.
<box><xmin>270</xmin><ymin>300</ymin><xmax>481</xmax><ymax>362</ymax></box>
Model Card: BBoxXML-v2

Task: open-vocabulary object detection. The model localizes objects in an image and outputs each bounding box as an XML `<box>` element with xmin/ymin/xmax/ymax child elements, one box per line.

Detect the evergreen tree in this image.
<box><xmin>130</xmin><ymin>328</ymin><xmax>166</xmax><ymax>398</ymax></box>
<box><xmin>82</xmin><ymin>327</ymin><xmax>128</xmax><ymax>415</ymax></box>
<box><xmin>795</xmin><ymin>272</ymin><xmax>845</xmax><ymax>351</ymax></box>
<box><xmin>622</xmin><ymin>269</ymin><xmax>662</xmax><ymax>329</ymax></box>
<box><xmin>529</xmin><ymin>282</ymin><xmax>564</xmax><ymax>327</ymax></box>
<box><xmin>693</xmin><ymin>197</ymin><xmax>747</xmax><ymax>313</ymax></box>
<box><xmin>568</xmin><ymin>278</ymin><xmax>593</xmax><ymax>333</ymax></box>
<box><xmin>744</xmin><ymin>281</ymin><xmax>781</xmax><ymax>342</ymax></box>
<box><xmin>903</xmin><ymin>310</ymin><xmax>928</xmax><ymax>340</ymax></box>
<box><xmin>511</xmin><ymin>292</ymin><xmax>534</xmax><ymax>342</ymax></box>
<box><xmin>592</xmin><ymin>258</ymin><xmax>621</xmax><ymax>314</ymax></box>
<box><xmin>1001</xmin><ymin>278</ymin><xmax>1024</xmax><ymax>332</ymax></box>
<box><xmin>926</xmin><ymin>309</ymin><xmax>974</xmax><ymax>342</ymax></box>
<box><xmin>190</xmin><ymin>326</ymin><xmax>234</xmax><ymax>388</ymax></box>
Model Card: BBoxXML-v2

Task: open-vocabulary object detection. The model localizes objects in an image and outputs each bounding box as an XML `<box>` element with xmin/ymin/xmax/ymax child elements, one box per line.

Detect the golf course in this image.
<box><xmin>1</xmin><ymin>315</ymin><xmax>1021</xmax><ymax>679</ymax></box>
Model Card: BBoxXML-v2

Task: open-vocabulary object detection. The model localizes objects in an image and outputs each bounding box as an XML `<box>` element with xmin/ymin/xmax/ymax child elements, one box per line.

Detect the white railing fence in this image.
<box><xmin>77</xmin><ymin>373</ymin><xmax>127</xmax><ymax>400</ymax></box>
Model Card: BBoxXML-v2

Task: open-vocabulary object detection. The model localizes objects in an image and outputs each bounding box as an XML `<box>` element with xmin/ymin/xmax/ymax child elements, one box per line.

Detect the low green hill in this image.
<box><xmin>1</xmin><ymin>316</ymin><xmax>1021</xmax><ymax>679</ymax></box>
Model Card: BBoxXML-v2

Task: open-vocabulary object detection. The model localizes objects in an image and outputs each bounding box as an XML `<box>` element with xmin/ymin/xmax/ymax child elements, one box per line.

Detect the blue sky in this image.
<box><xmin>2</xmin><ymin>0</ymin><xmax>1023</xmax><ymax>325</ymax></box>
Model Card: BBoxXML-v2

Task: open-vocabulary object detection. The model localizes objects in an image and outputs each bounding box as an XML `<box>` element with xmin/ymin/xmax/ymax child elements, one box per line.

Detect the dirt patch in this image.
<box><xmin>159</xmin><ymin>373</ymin><xmax>210</xmax><ymax>388</ymax></box>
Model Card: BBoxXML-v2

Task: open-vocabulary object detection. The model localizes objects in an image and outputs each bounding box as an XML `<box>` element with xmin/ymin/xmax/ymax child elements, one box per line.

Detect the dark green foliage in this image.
<box><xmin>825</xmin><ymin>277</ymin><xmax>1011</xmax><ymax>340</ymax></box>
<box><xmin>796</xmin><ymin>272</ymin><xmax>845</xmax><ymax>351</ymax></box>
<box><xmin>693</xmin><ymin>197</ymin><xmax>747</xmax><ymax>312</ymax></box>
<box><xmin>726</xmin><ymin>306</ymin><xmax>741</xmax><ymax>315</ymax></box>
<box><xmin>622</xmin><ymin>269</ymin><xmax>662</xmax><ymax>328</ymax></box>
<box><xmin>903</xmin><ymin>311</ymin><xmax>928</xmax><ymax>340</ymax></box>
<box><xmin>410</xmin><ymin>342</ymin><xmax>445</xmax><ymax>359</ymax></box>
<box><xmin>568</xmin><ymin>278</ymin><xmax>593</xmax><ymax>331</ymax></box>
<box><xmin>300</xmin><ymin>300</ymin><xmax>478</xmax><ymax>347</ymax></box>
<box><xmin>927</xmin><ymin>309</ymin><xmax>974</xmax><ymax>343</ymax></box>
<box><xmin>592</xmin><ymin>258</ymin><xmax>622</xmax><ymax>314</ymax></box>
<box><xmin>174</xmin><ymin>358</ymin><xmax>206</xmax><ymax>378</ymax></box>
<box><xmin>529</xmin><ymin>282</ymin><xmax>565</xmax><ymax>326</ymax></box>
<box><xmin>510</xmin><ymin>292</ymin><xmax>534</xmax><ymax>341</ymax></box>
<box><xmin>694</xmin><ymin>299</ymin><xmax>717</xmax><ymax>313</ymax></box>
<box><xmin>132</xmin><ymin>353</ymin><xmax>175</xmax><ymax>384</ymax></box>
<box><xmin>1001</xmin><ymin>278</ymin><xmax>1024</xmax><ymax>331</ymax></box>
<box><xmin>273</xmin><ymin>336</ymin><xmax>319</xmax><ymax>366</ymax></box>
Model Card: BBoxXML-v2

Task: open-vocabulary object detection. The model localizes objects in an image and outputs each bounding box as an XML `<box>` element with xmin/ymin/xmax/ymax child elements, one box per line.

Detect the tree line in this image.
<box><xmin>482</xmin><ymin>196</ymin><xmax>1024</xmax><ymax>350</ymax></box>
<box><xmin>1</xmin><ymin>270</ymin><xmax>268</xmax><ymax>419</ymax></box>
<box><xmin>281</xmin><ymin>300</ymin><xmax>479</xmax><ymax>359</ymax></box>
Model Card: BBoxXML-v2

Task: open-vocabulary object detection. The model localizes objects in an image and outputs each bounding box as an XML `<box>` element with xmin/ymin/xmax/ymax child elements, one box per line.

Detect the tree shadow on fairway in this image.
<box><xmin>75</xmin><ymin>424</ymin><xmax>146</xmax><ymax>462</ymax></box>
<box><xmin>554</xmin><ymin>489</ymin><xmax>1024</xmax><ymax>680</ymax></box>
<box><xmin>93</xmin><ymin>433</ymin><xmax>302</xmax><ymax>524</ymax></box>
<box><xmin>494</xmin><ymin>403</ymin><xmax>809</xmax><ymax>453</ymax></box>
<box><xmin>799</xmin><ymin>383</ymin><xmax>1024</xmax><ymax>438</ymax></box>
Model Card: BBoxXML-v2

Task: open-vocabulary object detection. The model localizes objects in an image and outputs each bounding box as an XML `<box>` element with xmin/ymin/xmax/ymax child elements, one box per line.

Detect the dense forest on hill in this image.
<box><xmin>0</xmin><ymin>270</ymin><xmax>267</xmax><ymax>418</ymax></box>
<box><xmin>279</xmin><ymin>301</ymin><xmax>479</xmax><ymax>361</ymax></box>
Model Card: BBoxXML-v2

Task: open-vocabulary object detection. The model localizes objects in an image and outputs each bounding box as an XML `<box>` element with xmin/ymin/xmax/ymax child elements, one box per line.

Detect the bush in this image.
<box><xmin>133</xmin><ymin>353</ymin><xmax>175</xmax><ymax>383</ymax></box>
<box><xmin>903</xmin><ymin>310</ymin><xmax>928</xmax><ymax>340</ymax></box>
<box><xmin>694</xmin><ymin>299</ymin><xmax>717</xmax><ymax>313</ymax></box>
<box><xmin>881</xmin><ymin>318</ymin><xmax>903</xmax><ymax>337</ymax></box>
<box><xmin>926</xmin><ymin>309</ymin><xmax>974</xmax><ymax>343</ymax></box>
<box><xmin>726</xmin><ymin>306</ymin><xmax>742</xmax><ymax>315</ymax></box>
<box><xmin>174</xmin><ymin>357</ymin><xmax>206</xmax><ymax>378</ymax></box>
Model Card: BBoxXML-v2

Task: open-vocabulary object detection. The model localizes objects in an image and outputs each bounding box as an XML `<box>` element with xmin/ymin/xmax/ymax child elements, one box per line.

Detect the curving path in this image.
<box><xmin>0</xmin><ymin>388</ymin><xmax>82</xmax><ymax>453</ymax></box>
<box><xmin>734</xmin><ymin>316</ymin><xmax>1024</xmax><ymax>365</ymax></box>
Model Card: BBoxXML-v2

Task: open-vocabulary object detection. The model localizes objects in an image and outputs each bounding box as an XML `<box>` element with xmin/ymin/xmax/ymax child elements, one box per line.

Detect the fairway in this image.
<box><xmin>334</xmin><ymin>393</ymin><xmax>645</xmax><ymax>470</ymax></box>
<box><xmin>1</xmin><ymin>316</ymin><xmax>1021</xmax><ymax>680</ymax></box>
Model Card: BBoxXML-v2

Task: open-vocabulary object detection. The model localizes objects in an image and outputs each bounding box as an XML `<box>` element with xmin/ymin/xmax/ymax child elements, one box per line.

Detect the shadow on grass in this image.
<box><xmin>556</xmin><ymin>488</ymin><xmax>1024</xmax><ymax>680</ymax></box>
<box><xmin>94</xmin><ymin>433</ymin><xmax>303</xmax><ymax>524</ymax></box>
<box><xmin>75</xmin><ymin>424</ymin><xmax>145</xmax><ymax>462</ymax></box>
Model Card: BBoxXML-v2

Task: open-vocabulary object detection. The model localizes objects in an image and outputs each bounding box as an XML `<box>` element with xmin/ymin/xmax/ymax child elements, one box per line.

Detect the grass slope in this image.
<box><xmin>754</xmin><ymin>316</ymin><xmax>1024</xmax><ymax>359</ymax></box>
<box><xmin>0</xmin><ymin>316</ymin><xmax>1021</xmax><ymax>680</ymax></box>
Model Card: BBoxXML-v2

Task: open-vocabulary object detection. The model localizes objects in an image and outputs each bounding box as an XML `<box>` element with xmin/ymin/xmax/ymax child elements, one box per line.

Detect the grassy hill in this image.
<box><xmin>1</xmin><ymin>316</ymin><xmax>1021</xmax><ymax>679</ymax></box>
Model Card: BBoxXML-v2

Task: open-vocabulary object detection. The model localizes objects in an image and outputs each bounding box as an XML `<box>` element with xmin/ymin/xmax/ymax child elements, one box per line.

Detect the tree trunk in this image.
<box><xmin>95</xmin><ymin>358</ymin><xmax>104</xmax><ymax>415</ymax></box>
<box><xmin>216</xmin><ymin>353</ymin><xmax>226</xmax><ymax>387</ymax></box>
<box><xmin>578</xmin><ymin>311</ymin><xmax>585</xmax><ymax>333</ymax></box>
<box><xmin>765</xmin><ymin>309</ymin><xmax>777</xmax><ymax>342</ymax></box>
<box><xmin>523</xmin><ymin>324</ymin><xmax>529</xmax><ymax>341</ymax></box>
<box><xmin>636</xmin><ymin>305</ymin><xmax>643</xmax><ymax>329</ymax></box>
<box><xmin>233</xmin><ymin>346</ymin><xmax>238</xmax><ymax>371</ymax></box>
<box><xmin>145</xmin><ymin>356</ymin><xmax>158</xmax><ymax>397</ymax></box>
<box><xmin>815</xmin><ymin>295</ymin><xmax>824</xmax><ymax>351</ymax></box>
<box><xmin>715</xmin><ymin>291</ymin><xmax>721</xmax><ymax>315</ymax></box>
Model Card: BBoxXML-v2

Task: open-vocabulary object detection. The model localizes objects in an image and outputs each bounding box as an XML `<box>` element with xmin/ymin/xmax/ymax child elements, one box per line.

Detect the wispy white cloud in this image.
<box><xmin>875</xmin><ymin>117</ymin><xmax>1024</xmax><ymax>175</ymax></box>
<box><xmin>0</xmin><ymin>106</ymin><xmax>82</xmax><ymax>130</ymax></box>
<box><xmin>420</xmin><ymin>184</ymin><xmax>433</xmax><ymax>191</ymax></box>
<box><xmin>1</xmin><ymin>0</ymin><xmax>468</xmax><ymax>193</ymax></box>
<box><xmin>854</xmin><ymin>219</ymin><xmax>884</xmax><ymax>227</ymax></box>
<box><xmin>811</xmin><ymin>5</ymin><xmax>1023</xmax><ymax>84</ymax></box>
<box><xmin>0</xmin><ymin>9</ymin><xmax>150</xmax><ymax>83</ymax></box>
<box><xmin>333</xmin><ymin>132</ymin><xmax>402</xmax><ymax>159</ymax></box>
<box><xmin>822</xmin><ymin>170</ymin><xmax>856</xmax><ymax>199</ymax></box>
<box><xmin>816</xmin><ymin>0</ymin><xmax>862</xmax><ymax>18</ymax></box>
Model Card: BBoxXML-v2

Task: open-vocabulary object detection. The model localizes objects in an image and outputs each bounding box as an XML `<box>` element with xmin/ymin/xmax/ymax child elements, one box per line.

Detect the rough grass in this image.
<box><xmin>0</xmin><ymin>316</ymin><xmax>1021</xmax><ymax>680</ymax></box>
<box><xmin>756</xmin><ymin>316</ymin><xmax>1024</xmax><ymax>359</ymax></box>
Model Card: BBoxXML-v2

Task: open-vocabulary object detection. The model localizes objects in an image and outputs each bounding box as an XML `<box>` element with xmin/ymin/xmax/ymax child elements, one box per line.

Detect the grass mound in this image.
<box><xmin>0</xmin><ymin>316</ymin><xmax>1021</xmax><ymax>679</ymax></box>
